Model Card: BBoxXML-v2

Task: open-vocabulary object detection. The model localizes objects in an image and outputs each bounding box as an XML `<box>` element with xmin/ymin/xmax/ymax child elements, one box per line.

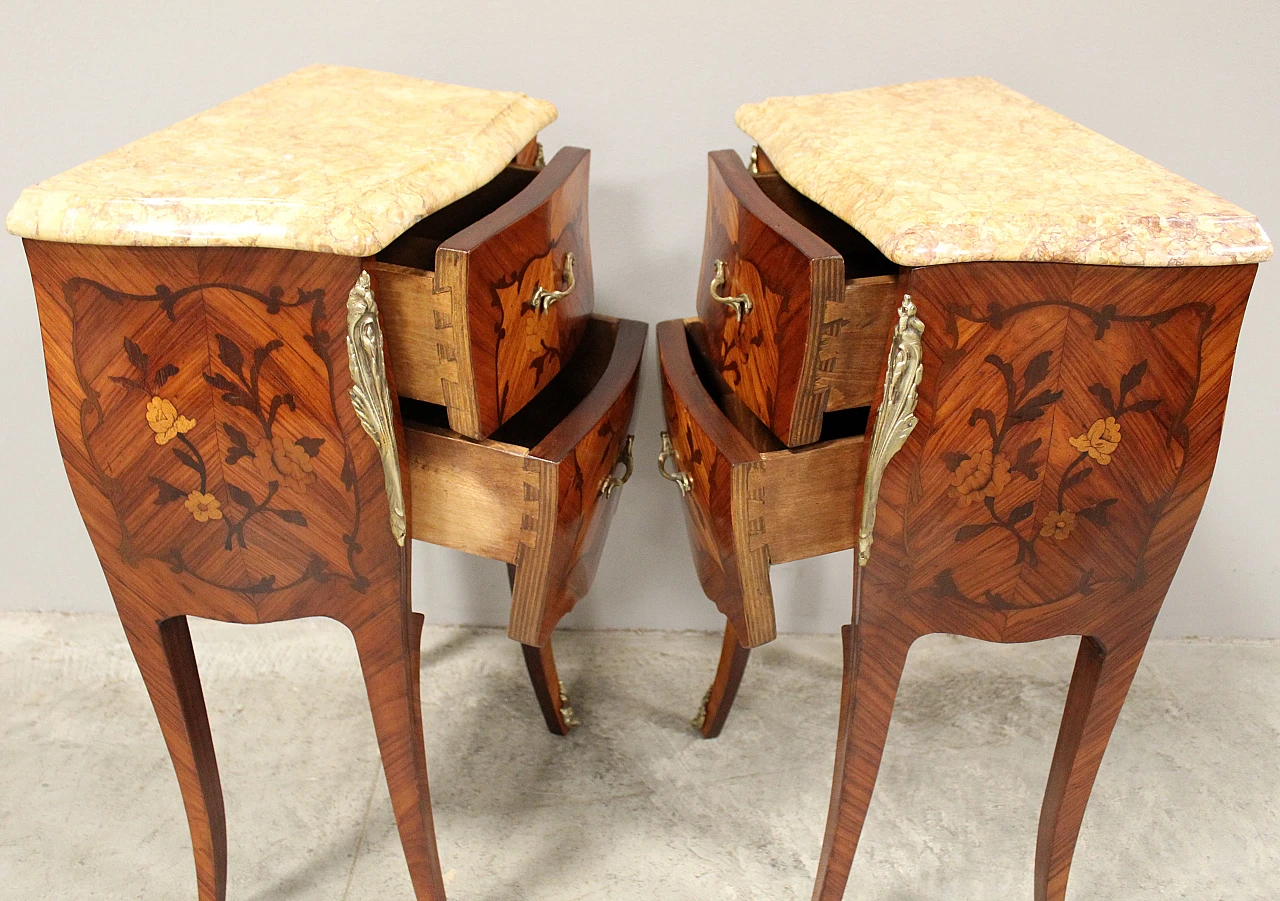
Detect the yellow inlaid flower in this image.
<box><xmin>1040</xmin><ymin>509</ymin><xmax>1076</xmax><ymax>541</ymax></box>
<box><xmin>146</xmin><ymin>396</ymin><xmax>195</xmax><ymax>445</ymax></box>
<box><xmin>1069</xmin><ymin>416</ymin><xmax>1121</xmax><ymax>464</ymax></box>
<box><xmin>948</xmin><ymin>449</ymin><xmax>1012</xmax><ymax>507</ymax></box>
<box><xmin>184</xmin><ymin>490</ymin><xmax>222</xmax><ymax>523</ymax></box>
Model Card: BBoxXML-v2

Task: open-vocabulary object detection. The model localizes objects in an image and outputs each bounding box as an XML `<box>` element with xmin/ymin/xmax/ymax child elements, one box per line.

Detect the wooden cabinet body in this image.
<box><xmin>9</xmin><ymin>66</ymin><xmax>636</xmax><ymax>901</ymax></box>
<box><xmin>664</xmin><ymin>127</ymin><xmax>1267</xmax><ymax>901</ymax></box>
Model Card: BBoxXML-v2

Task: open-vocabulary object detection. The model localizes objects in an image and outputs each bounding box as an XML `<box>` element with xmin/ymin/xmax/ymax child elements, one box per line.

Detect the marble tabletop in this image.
<box><xmin>6</xmin><ymin>65</ymin><xmax>557</xmax><ymax>256</ymax></box>
<box><xmin>736</xmin><ymin>77</ymin><xmax>1271</xmax><ymax>268</ymax></box>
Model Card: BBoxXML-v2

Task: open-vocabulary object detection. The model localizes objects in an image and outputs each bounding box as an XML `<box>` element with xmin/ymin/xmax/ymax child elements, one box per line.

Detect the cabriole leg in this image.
<box><xmin>694</xmin><ymin>619</ymin><xmax>751</xmax><ymax>739</ymax></box>
<box><xmin>1035</xmin><ymin>632</ymin><xmax>1149</xmax><ymax>901</ymax></box>
<box><xmin>812</xmin><ymin>620</ymin><xmax>915</xmax><ymax>901</ymax></box>
<box><xmin>118</xmin><ymin>606</ymin><xmax>227</xmax><ymax>901</ymax></box>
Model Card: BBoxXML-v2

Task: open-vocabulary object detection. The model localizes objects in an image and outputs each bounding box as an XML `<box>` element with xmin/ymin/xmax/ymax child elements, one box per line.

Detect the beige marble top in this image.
<box><xmin>6</xmin><ymin>65</ymin><xmax>557</xmax><ymax>256</ymax></box>
<box><xmin>736</xmin><ymin>77</ymin><xmax>1271</xmax><ymax>268</ymax></box>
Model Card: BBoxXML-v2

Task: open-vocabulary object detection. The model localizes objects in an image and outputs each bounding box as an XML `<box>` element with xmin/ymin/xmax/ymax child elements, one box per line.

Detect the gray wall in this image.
<box><xmin>2</xmin><ymin>1</ymin><xmax>1276</xmax><ymax>636</ymax></box>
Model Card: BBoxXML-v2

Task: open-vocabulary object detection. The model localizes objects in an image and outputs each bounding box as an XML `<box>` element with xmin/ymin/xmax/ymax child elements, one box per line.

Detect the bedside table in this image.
<box><xmin>8</xmin><ymin>64</ymin><xmax>641</xmax><ymax>901</ymax></box>
<box><xmin>660</xmin><ymin>76</ymin><xmax>1271</xmax><ymax>901</ymax></box>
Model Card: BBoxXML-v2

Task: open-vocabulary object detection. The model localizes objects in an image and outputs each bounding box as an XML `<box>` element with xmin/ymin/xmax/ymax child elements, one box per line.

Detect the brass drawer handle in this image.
<box><xmin>658</xmin><ymin>431</ymin><xmax>692</xmax><ymax>496</ymax></box>
<box><xmin>709</xmin><ymin>259</ymin><xmax>752</xmax><ymax>322</ymax></box>
<box><xmin>532</xmin><ymin>251</ymin><xmax>575</xmax><ymax>313</ymax></box>
<box><xmin>600</xmin><ymin>435</ymin><xmax>635</xmax><ymax>498</ymax></box>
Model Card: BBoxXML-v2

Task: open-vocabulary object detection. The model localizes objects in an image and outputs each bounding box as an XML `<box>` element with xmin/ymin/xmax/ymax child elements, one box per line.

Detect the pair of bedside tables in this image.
<box><xmin>8</xmin><ymin>67</ymin><xmax>1270</xmax><ymax>901</ymax></box>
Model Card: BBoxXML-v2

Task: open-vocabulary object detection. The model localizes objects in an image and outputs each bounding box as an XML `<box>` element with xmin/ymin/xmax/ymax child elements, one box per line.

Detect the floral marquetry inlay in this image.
<box><xmin>61</xmin><ymin>265</ymin><xmax>375</xmax><ymax>597</ymax></box>
<box><xmin>863</xmin><ymin>262</ymin><xmax>1250</xmax><ymax>615</ymax></box>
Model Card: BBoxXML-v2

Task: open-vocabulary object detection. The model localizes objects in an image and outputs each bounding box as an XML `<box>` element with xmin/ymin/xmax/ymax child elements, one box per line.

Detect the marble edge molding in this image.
<box><xmin>735</xmin><ymin>76</ymin><xmax>1273</xmax><ymax>269</ymax></box>
<box><xmin>5</xmin><ymin>64</ymin><xmax>558</xmax><ymax>257</ymax></box>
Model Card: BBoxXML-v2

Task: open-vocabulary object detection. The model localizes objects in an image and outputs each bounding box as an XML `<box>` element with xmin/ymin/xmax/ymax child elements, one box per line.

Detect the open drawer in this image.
<box><xmin>374</xmin><ymin>142</ymin><xmax>594</xmax><ymax>440</ymax></box>
<box><xmin>402</xmin><ymin>315</ymin><xmax>644</xmax><ymax>647</ymax></box>
<box><xmin>697</xmin><ymin>148</ymin><xmax>904</xmax><ymax>447</ymax></box>
<box><xmin>657</xmin><ymin>318</ymin><xmax>866</xmax><ymax>648</ymax></box>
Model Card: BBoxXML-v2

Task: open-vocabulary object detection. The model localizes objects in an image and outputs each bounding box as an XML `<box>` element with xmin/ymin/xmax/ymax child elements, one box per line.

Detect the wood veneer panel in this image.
<box><xmin>23</xmin><ymin>240</ymin><xmax>445</xmax><ymax>901</ymax></box>
<box><xmin>436</xmin><ymin>147</ymin><xmax>594</xmax><ymax>439</ymax></box>
<box><xmin>697</xmin><ymin>150</ymin><xmax>842</xmax><ymax>447</ymax></box>
<box><xmin>814</xmin><ymin>259</ymin><xmax>1259</xmax><ymax>901</ymax></box>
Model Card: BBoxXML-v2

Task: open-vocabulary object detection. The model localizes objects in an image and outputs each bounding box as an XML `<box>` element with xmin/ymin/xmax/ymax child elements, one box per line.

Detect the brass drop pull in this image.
<box><xmin>658</xmin><ymin>431</ymin><xmax>692</xmax><ymax>496</ymax></box>
<box><xmin>532</xmin><ymin>251</ymin><xmax>575</xmax><ymax>313</ymax></box>
<box><xmin>600</xmin><ymin>435</ymin><xmax>635</xmax><ymax>498</ymax></box>
<box><xmin>709</xmin><ymin>259</ymin><xmax>752</xmax><ymax>322</ymax></box>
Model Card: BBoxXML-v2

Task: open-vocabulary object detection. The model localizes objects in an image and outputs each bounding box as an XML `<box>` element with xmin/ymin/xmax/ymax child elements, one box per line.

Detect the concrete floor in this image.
<box><xmin>1</xmin><ymin>613</ymin><xmax>1277</xmax><ymax>900</ymax></box>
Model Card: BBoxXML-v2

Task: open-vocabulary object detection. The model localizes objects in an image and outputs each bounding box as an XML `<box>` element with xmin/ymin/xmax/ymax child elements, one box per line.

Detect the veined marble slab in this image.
<box><xmin>736</xmin><ymin>77</ymin><xmax>1271</xmax><ymax>268</ymax></box>
<box><xmin>6</xmin><ymin>65</ymin><xmax>556</xmax><ymax>256</ymax></box>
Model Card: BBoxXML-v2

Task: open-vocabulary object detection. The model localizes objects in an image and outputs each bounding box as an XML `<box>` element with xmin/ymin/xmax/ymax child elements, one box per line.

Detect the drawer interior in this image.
<box><xmin>376</xmin><ymin>163</ymin><xmax>540</xmax><ymax>273</ymax></box>
<box><xmin>370</xmin><ymin>158</ymin><xmax>543</xmax><ymax>409</ymax></box>
<box><xmin>398</xmin><ymin>315</ymin><xmax>638</xmax><ymax>572</ymax></box>
<box><xmin>400</xmin><ymin>316</ymin><xmax>619</xmax><ymax>451</ymax></box>
<box><xmin>679</xmin><ymin>319</ymin><xmax>867</xmax><ymax>565</ymax></box>
<box><xmin>751</xmin><ymin>168</ymin><xmax>897</xmax><ymax>282</ymax></box>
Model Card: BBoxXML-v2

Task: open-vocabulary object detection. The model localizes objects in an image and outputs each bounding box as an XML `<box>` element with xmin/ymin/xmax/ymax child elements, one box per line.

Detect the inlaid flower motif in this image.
<box><xmin>948</xmin><ymin>450</ymin><xmax>1012</xmax><ymax>507</ymax></box>
<box><xmin>269</xmin><ymin>435</ymin><xmax>316</xmax><ymax>491</ymax></box>
<box><xmin>146</xmin><ymin>396</ymin><xmax>196</xmax><ymax>445</ymax></box>
<box><xmin>184</xmin><ymin>490</ymin><xmax>223</xmax><ymax>523</ymax></box>
<box><xmin>1040</xmin><ymin>509</ymin><xmax>1076</xmax><ymax>541</ymax></box>
<box><xmin>1069</xmin><ymin>416</ymin><xmax>1121</xmax><ymax>464</ymax></box>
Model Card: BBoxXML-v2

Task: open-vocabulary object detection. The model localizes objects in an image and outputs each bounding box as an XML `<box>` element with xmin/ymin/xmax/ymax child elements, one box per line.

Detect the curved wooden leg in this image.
<box><xmin>521</xmin><ymin>640</ymin><xmax>577</xmax><ymax>735</ymax></box>
<box><xmin>118</xmin><ymin>609</ymin><xmax>226</xmax><ymax>901</ymax></box>
<box><xmin>812</xmin><ymin>620</ymin><xmax>915</xmax><ymax>901</ymax></box>
<box><xmin>693</xmin><ymin>619</ymin><xmax>751</xmax><ymax>739</ymax></box>
<box><xmin>1035</xmin><ymin>633</ymin><xmax>1148</xmax><ymax>901</ymax></box>
<box><xmin>351</xmin><ymin>607</ymin><xmax>447</xmax><ymax>901</ymax></box>
<box><xmin>507</xmin><ymin>563</ymin><xmax>578</xmax><ymax>735</ymax></box>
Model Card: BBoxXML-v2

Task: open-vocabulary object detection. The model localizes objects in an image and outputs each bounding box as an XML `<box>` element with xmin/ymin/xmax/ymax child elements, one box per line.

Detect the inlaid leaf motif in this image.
<box><xmin>1008</xmin><ymin>501</ymin><xmax>1035</xmax><ymax>525</ymax></box>
<box><xmin>1079</xmin><ymin>498</ymin><xmax>1118</xmax><ymax>525</ymax></box>
<box><xmin>223</xmin><ymin>423</ymin><xmax>253</xmax><ymax>464</ymax></box>
<box><xmin>295</xmin><ymin>437</ymin><xmax>325</xmax><ymax>458</ymax></box>
<box><xmin>217</xmin><ymin>334</ymin><xmax>244</xmax><ymax>379</ymax></box>
<box><xmin>1120</xmin><ymin>360</ymin><xmax>1147</xmax><ymax>398</ymax></box>
<box><xmin>226</xmin><ymin>482</ymin><xmax>255</xmax><ymax>509</ymax></box>
<box><xmin>1089</xmin><ymin>383</ymin><xmax>1116</xmax><ymax>414</ymax></box>
<box><xmin>1023</xmin><ymin>350</ymin><xmax>1050</xmax><ymax>393</ymax></box>
<box><xmin>151</xmin><ymin>477</ymin><xmax>186</xmax><ymax>505</ymax></box>
<box><xmin>153</xmin><ymin>364</ymin><xmax>178</xmax><ymax>387</ymax></box>
<box><xmin>955</xmin><ymin>523</ymin><xmax>994</xmax><ymax>542</ymax></box>
<box><xmin>124</xmin><ymin>337</ymin><xmax>147</xmax><ymax>373</ymax></box>
<box><xmin>172</xmin><ymin>445</ymin><xmax>201</xmax><ymax>475</ymax></box>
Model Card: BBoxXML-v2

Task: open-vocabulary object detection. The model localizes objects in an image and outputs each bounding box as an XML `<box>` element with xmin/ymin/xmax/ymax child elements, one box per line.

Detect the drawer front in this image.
<box><xmin>660</xmin><ymin>319</ymin><xmax>868</xmax><ymax>646</ymax></box>
<box><xmin>697</xmin><ymin>150</ymin><xmax>843</xmax><ymax>448</ymax></box>
<box><xmin>437</xmin><ymin>147</ymin><xmax>594</xmax><ymax>440</ymax></box>
<box><xmin>657</xmin><ymin>319</ymin><xmax>774</xmax><ymax>647</ymax></box>
<box><xmin>514</xmin><ymin>317</ymin><xmax>647</xmax><ymax>645</ymax></box>
<box><xmin>403</xmin><ymin>316</ymin><xmax>644</xmax><ymax>646</ymax></box>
